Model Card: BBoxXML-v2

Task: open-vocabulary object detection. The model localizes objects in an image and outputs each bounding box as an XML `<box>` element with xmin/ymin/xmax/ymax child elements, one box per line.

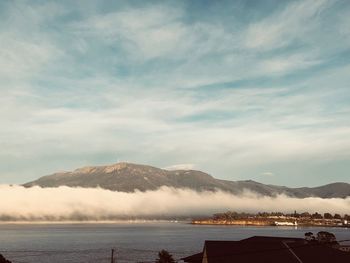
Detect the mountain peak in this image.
<box><xmin>72</xmin><ymin>162</ymin><xmax>138</xmax><ymax>174</ymax></box>
<box><xmin>23</xmin><ymin>162</ymin><xmax>350</xmax><ymax>198</ymax></box>
<box><xmin>73</xmin><ymin>166</ymin><xmax>97</xmax><ymax>174</ymax></box>
<box><xmin>103</xmin><ymin>162</ymin><xmax>130</xmax><ymax>173</ymax></box>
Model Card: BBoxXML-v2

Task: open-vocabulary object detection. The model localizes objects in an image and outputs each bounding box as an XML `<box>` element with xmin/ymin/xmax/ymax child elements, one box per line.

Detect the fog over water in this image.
<box><xmin>0</xmin><ymin>185</ymin><xmax>349</xmax><ymax>221</ymax></box>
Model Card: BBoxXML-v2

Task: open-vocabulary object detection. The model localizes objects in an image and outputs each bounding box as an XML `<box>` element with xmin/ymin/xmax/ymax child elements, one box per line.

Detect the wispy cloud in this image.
<box><xmin>244</xmin><ymin>0</ymin><xmax>332</xmax><ymax>50</ymax></box>
<box><xmin>164</xmin><ymin>164</ymin><xmax>196</xmax><ymax>171</ymax></box>
<box><xmin>0</xmin><ymin>2</ymin><xmax>64</xmax><ymax>81</ymax></box>
<box><xmin>0</xmin><ymin>0</ymin><xmax>349</xmax><ymax>186</ymax></box>
<box><xmin>262</xmin><ymin>172</ymin><xmax>274</xmax><ymax>177</ymax></box>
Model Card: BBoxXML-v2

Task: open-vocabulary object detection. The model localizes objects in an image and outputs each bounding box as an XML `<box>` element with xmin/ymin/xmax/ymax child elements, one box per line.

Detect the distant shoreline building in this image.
<box><xmin>274</xmin><ymin>221</ymin><xmax>298</xmax><ymax>226</ymax></box>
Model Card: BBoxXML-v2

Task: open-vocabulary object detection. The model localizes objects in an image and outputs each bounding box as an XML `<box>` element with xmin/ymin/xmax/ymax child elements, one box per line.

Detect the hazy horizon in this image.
<box><xmin>0</xmin><ymin>185</ymin><xmax>349</xmax><ymax>221</ymax></box>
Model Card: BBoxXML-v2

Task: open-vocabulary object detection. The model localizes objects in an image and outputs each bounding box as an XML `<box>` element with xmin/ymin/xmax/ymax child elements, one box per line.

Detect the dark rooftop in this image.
<box><xmin>182</xmin><ymin>236</ymin><xmax>350</xmax><ymax>263</ymax></box>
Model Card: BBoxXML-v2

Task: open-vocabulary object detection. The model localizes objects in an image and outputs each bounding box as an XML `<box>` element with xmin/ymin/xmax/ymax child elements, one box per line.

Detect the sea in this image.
<box><xmin>0</xmin><ymin>222</ymin><xmax>349</xmax><ymax>263</ymax></box>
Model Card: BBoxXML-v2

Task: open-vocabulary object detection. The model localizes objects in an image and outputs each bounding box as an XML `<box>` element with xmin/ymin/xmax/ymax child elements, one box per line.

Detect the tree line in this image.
<box><xmin>212</xmin><ymin>211</ymin><xmax>350</xmax><ymax>220</ymax></box>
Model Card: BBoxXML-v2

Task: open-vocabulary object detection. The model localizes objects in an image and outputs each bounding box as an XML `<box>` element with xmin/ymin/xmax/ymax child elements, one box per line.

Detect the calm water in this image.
<box><xmin>0</xmin><ymin>222</ymin><xmax>349</xmax><ymax>262</ymax></box>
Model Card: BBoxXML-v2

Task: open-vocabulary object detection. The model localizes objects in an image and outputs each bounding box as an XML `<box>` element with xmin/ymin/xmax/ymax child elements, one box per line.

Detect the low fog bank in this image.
<box><xmin>0</xmin><ymin>185</ymin><xmax>349</xmax><ymax>221</ymax></box>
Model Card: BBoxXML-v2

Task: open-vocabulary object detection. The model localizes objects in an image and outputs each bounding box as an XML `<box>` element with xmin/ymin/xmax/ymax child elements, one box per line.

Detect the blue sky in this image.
<box><xmin>0</xmin><ymin>0</ymin><xmax>350</xmax><ymax>186</ymax></box>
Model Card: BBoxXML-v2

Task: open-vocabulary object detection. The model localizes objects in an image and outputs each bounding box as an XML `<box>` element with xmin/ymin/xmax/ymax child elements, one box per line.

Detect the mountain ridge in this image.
<box><xmin>23</xmin><ymin>162</ymin><xmax>350</xmax><ymax>198</ymax></box>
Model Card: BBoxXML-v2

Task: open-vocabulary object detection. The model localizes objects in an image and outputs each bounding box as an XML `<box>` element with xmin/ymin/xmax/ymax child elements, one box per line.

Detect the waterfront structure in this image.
<box><xmin>274</xmin><ymin>221</ymin><xmax>298</xmax><ymax>226</ymax></box>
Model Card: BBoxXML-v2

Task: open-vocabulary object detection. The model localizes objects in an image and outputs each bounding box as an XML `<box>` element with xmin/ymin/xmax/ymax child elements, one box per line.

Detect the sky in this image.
<box><xmin>0</xmin><ymin>0</ymin><xmax>349</xmax><ymax>187</ymax></box>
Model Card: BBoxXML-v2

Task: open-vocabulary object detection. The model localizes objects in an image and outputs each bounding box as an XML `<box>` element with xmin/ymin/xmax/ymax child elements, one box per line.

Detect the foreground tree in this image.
<box><xmin>0</xmin><ymin>254</ymin><xmax>11</xmax><ymax>263</ymax></box>
<box><xmin>156</xmin><ymin>250</ymin><xmax>175</xmax><ymax>263</ymax></box>
<box><xmin>316</xmin><ymin>231</ymin><xmax>338</xmax><ymax>246</ymax></box>
<box><xmin>304</xmin><ymin>232</ymin><xmax>315</xmax><ymax>241</ymax></box>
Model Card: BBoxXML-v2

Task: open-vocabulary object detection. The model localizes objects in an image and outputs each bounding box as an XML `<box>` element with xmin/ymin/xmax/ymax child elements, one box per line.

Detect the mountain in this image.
<box><xmin>23</xmin><ymin>162</ymin><xmax>350</xmax><ymax>198</ymax></box>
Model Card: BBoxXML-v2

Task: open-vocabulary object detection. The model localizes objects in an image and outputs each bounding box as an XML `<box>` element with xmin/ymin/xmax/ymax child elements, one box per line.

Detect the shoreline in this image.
<box><xmin>0</xmin><ymin>220</ymin><xmax>184</xmax><ymax>225</ymax></box>
<box><xmin>191</xmin><ymin>220</ymin><xmax>350</xmax><ymax>228</ymax></box>
<box><xmin>0</xmin><ymin>220</ymin><xmax>347</xmax><ymax>228</ymax></box>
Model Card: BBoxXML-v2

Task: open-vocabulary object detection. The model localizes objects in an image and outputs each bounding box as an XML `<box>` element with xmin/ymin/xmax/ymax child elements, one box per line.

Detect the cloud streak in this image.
<box><xmin>0</xmin><ymin>185</ymin><xmax>349</xmax><ymax>221</ymax></box>
<box><xmin>0</xmin><ymin>0</ymin><xmax>350</xmax><ymax>186</ymax></box>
